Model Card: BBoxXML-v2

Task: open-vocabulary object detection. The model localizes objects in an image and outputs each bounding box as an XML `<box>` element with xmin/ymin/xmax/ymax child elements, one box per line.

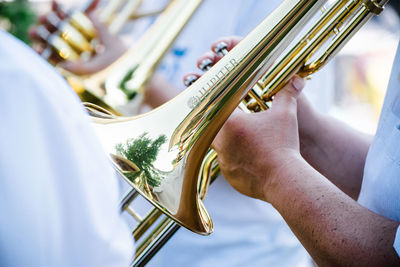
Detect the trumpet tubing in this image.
<box><xmin>85</xmin><ymin>0</ymin><xmax>388</xmax><ymax>265</ymax></box>
<box><xmin>205</xmin><ymin>0</ymin><xmax>389</xmax><ymax>184</ymax></box>
<box><xmin>89</xmin><ymin>0</ymin><xmax>328</xmax><ymax>234</ymax></box>
<box><xmin>75</xmin><ymin>0</ymin><xmax>203</xmax><ymax>110</ymax></box>
<box><xmin>257</xmin><ymin>0</ymin><xmax>387</xmax><ymax>106</ymax></box>
<box><xmin>105</xmin><ymin>0</ymin><xmax>144</xmax><ymax>34</ymax></box>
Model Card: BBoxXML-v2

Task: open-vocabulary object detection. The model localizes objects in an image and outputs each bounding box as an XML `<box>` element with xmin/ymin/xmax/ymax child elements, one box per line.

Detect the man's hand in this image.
<box><xmin>177</xmin><ymin>36</ymin><xmax>400</xmax><ymax>266</ymax></box>
<box><xmin>212</xmin><ymin>76</ymin><xmax>305</xmax><ymax>201</ymax></box>
<box><xmin>181</xmin><ymin>35</ymin><xmax>307</xmax><ymax>200</ymax></box>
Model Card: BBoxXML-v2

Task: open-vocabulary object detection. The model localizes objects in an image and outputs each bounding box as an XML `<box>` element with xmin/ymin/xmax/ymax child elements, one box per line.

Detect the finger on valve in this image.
<box><xmin>183</xmin><ymin>73</ymin><xmax>201</xmax><ymax>87</ymax></box>
<box><xmin>210</xmin><ymin>36</ymin><xmax>242</xmax><ymax>54</ymax></box>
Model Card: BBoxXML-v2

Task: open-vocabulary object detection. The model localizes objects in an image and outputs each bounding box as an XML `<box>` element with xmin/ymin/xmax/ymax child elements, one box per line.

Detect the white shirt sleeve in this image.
<box><xmin>394</xmin><ymin>225</ymin><xmax>400</xmax><ymax>257</ymax></box>
<box><xmin>0</xmin><ymin>31</ymin><xmax>134</xmax><ymax>267</ymax></box>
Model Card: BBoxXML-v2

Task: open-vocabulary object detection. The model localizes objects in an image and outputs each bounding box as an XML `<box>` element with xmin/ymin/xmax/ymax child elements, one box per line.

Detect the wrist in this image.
<box><xmin>262</xmin><ymin>150</ymin><xmax>307</xmax><ymax>203</ymax></box>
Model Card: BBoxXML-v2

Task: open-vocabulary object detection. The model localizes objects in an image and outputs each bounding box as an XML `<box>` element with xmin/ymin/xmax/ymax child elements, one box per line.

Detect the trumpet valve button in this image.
<box><xmin>41</xmin><ymin>47</ymin><xmax>53</xmax><ymax>60</ymax></box>
<box><xmin>47</xmin><ymin>12</ymin><xmax>62</xmax><ymax>29</ymax></box>
<box><xmin>199</xmin><ymin>58</ymin><xmax>213</xmax><ymax>71</ymax></box>
<box><xmin>36</xmin><ymin>25</ymin><xmax>51</xmax><ymax>41</ymax></box>
<box><xmin>261</xmin><ymin>93</ymin><xmax>273</xmax><ymax>102</ymax></box>
<box><xmin>213</xmin><ymin>42</ymin><xmax>228</xmax><ymax>56</ymax></box>
<box><xmin>246</xmin><ymin>100</ymin><xmax>261</xmax><ymax>112</ymax></box>
<box><xmin>184</xmin><ymin>75</ymin><xmax>199</xmax><ymax>87</ymax></box>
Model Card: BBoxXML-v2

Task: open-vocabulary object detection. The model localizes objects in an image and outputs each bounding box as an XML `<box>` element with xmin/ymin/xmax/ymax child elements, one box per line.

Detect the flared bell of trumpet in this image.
<box><xmin>88</xmin><ymin>104</ymin><xmax>215</xmax><ymax>234</ymax></box>
<box><xmin>87</xmin><ymin>0</ymin><xmax>328</xmax><ymax>234</ymax></box>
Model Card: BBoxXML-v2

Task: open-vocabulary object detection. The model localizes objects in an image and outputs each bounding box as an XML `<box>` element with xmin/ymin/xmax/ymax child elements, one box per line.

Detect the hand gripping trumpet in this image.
<box><xmin>201</xmin><ymin>0</ymin><xmax>389</xmax><ymax>185</ymax></box>
<box><xmin>84</xmin><ymin>0</ymin><xmax>388</xmax><ymax>265</ymax></box>
<box><xmin>65</xmin><ymin>0</ymin><xmax>202</xmax><ymax>115</ymax></box>
<box><xmin>39</xmin><ymin>0</ymin><xmax>145</xmax><ymax>62</ymax></box>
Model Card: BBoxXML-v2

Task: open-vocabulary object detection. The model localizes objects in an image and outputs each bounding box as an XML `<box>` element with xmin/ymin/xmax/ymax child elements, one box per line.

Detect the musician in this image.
<box><xmin>203</xmin><ymin>35</ymin><xmax>400</xmax><ymax>265</ymax></box>
<box><xmin>0</xmin><ymin>29</ymin><xmax>134</xmax><ymax>266</ymax></box>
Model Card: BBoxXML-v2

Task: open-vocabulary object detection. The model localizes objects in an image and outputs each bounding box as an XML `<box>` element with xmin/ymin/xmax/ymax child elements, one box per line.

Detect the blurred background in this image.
<box><xmin>1</xmin><ymin>0</ymin><xmax>399</xmax><ymax>135</ymax></box>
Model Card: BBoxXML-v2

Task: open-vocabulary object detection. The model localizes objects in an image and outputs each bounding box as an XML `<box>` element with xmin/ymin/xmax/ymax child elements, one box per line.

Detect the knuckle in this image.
<box><xmin>223</xmin><ymin>115</ymin><xmax>245</xmax><ymax>136</ymax></box>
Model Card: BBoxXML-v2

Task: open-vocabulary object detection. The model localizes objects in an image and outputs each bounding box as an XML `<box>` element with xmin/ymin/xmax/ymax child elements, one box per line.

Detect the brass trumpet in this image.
<box><xmin>64</xmin><ymin>0</ymin><xmax>202</xmax><ymax>115</ymax></box>
<box><xmin>85</xmin><ymin>0</ymin><xmax>388</xmax><ymax>265</ymax></box>
<box><xmin>203</xmin><ymin>0</ymin><xmax>389</xmax><ymax>182</ymax></box>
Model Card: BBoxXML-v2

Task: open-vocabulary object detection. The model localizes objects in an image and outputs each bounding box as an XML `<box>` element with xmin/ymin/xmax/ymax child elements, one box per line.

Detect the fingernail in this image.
<box><xmin>291</xmin><ymin>76</ymin><xmax>305</xmax><ymax>92</ymax></box>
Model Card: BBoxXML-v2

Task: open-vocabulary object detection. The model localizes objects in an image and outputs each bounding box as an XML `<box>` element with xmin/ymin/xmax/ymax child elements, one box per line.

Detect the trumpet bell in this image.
<box><xmin>88</xmin><ymin>97</ymin><xmax>214</xmax><ymax>234</ymax></box>
<box><xmin>87</xmin><ymin>0</ymin><xmax>329</xmax><ymax>234</ymax></box>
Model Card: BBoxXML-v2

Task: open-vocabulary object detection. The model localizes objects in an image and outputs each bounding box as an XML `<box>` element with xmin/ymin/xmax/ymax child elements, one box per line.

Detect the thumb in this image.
<box><xmin>272</xmin><ymin>75</ymin><xmax>305</xmax><ymax>111</ymax></box>
<box><xmin>211</xmin><ymin>108</ymin><xmax>243</xmax><ymax>152</ymax></box>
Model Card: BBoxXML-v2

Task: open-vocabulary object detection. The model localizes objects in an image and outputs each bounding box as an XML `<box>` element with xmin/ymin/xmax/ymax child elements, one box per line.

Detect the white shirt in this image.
<box><xmin>358</xmin><ymin>42</ymin><xmax>400</xmax><ymax>255</ymax></box>
<box><xmin>0</xmin><ymin>31</ymin><xmax>134</xmax><ymax>267</ymax></box>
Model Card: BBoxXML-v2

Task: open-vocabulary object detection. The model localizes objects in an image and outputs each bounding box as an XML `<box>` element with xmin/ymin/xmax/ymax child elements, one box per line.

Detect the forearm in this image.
<box><xmin>265</xmin><ymin>154</ymin><xmax>400</xmax><ymax>266</ymax></box>
<box><xmin>298</xmin><ymin>106</ymin><xmax>372</xmax><ymax>199</ymax></box>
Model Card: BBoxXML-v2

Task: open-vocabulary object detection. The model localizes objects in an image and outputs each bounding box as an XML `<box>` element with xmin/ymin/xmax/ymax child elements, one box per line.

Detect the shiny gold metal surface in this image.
<box><xmin>74</xmin><ymin>0</ymin><xmax>203</xmax><ymax>111</ymax></box>
<box><xmin>89</xmin><ymin>0</ymin><xmax>328</xmax><ymax>235</ymax></box>
<box><xmin>46</xmin><ymin>34</ymin><xmax>80</xmax><ymax>60</ymax></box>
<box><xmin>83</xmin><ymin>1</ymin><xmax>388</xmax><ymax>264</ymax></box>
<box><xmin>85</xmin><ymin>1</ymin><xmax>204</xmax><ymax>264</ymax></box>
<box><xmin>100</xmin><ymin>0</ymin><xmax>144</xmax><ymax>34</ymax></box>
<box><xmin>69</xmin><ymin>11</ymin><xmax>97</xmax><ymax>39</ymax></box>
<box><xmin>204</xmin><ymin>0</ymin><xmax>389</xmax><ymax>185</ymax></box>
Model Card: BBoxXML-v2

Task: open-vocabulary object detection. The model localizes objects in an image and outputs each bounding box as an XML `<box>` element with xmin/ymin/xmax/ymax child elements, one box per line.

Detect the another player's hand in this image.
<box><xmin>58</xmin><ymin>13</ymin><xmax>127</xmax><ymax>75</ymax></box>
<box><xmin>29</xmin><ymin>0</ymin><xmax>126</xmax><ymax>75</ymax></box>
<box><xmin>29</xmin><ymin>0</ymin><xmax>70</xmax><ymax>62</ymax></box>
